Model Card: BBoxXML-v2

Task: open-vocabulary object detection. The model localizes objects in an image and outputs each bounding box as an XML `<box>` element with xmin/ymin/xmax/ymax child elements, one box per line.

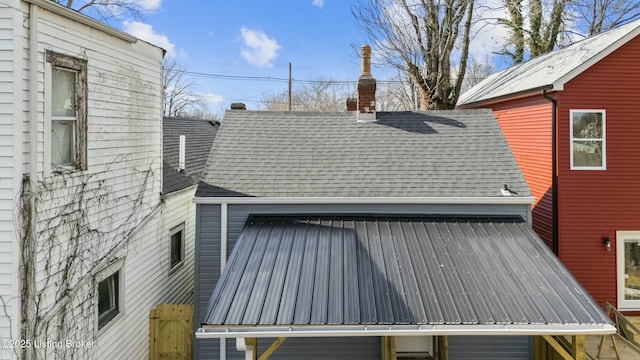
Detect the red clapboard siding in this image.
<box><xmin>490</xmin><ymin>97</ymin><xmax>554</xmax><ymax>249</ymax></box>
<box><xmin>556</xmin><ymin>36</ymin><xmax>640</xmax><ymax>307</ymax></box>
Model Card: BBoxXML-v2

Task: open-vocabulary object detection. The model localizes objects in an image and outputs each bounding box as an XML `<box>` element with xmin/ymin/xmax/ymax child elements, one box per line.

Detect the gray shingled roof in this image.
<box><xmin>197</xmin><ymin>109</ymin><xmax>530</xmax><ymax>198</ymax></box>
<box><xmin>457</xmin><ymin>19</ymin><xmax>640</xmax><ymax>107</ymax></box>
<box><xmin>200</xmin><ymin>215</ymin><xmax>613</xmax><ymax>336</ymax></box>
<box><xmin>163</xmin><ymin>117</ymin><xmax>219</xmax><ymax>194</ymax></box>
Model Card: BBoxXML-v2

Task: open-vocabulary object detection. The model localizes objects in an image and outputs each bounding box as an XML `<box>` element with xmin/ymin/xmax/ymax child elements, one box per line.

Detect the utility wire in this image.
<box><xmin>178</xmin><ymin>70</ymin><xmax>406</xmax><ymax>85</ymax></box>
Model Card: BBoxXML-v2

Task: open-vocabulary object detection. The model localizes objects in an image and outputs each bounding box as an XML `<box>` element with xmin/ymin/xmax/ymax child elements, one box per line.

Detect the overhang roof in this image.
<box><xmin>197</xmin><ymin>109</ymin><xmax>530</xmax><ymax>198</ymax></box>
<box><xmin>457</xmin><ymin>19</ymin><xmax>640</xmax><ymax>107</ymax></box>
<box><xmin>198</xmin><ymin>215</ymin><xmax>614</xmax><ymax>338</ymax></box>
<box><xmin>163</xmin><ymin>117</ymin><xmax>219</xmax><ymax>194</ymax></box>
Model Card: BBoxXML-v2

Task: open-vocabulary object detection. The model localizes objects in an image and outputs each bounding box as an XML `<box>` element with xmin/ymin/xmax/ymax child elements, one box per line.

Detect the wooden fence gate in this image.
<box><xmin>149</xmin><ymin>304</ymin><xmax>193</xmax><ymax>360</ymax></box>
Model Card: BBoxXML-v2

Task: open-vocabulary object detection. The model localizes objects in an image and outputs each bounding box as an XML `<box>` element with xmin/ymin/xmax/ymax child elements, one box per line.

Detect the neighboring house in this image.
<box><xmin>162</xmin><ymin>117</ymin><xmax>219</xmax><ymax>303</ymax></box>
<box><xmin>457</xmin><ymin>19</ymin><xmax>640</xmax><ymax>312</ymax></box>
<box><xmin>0</xmin><ymin>1</ymin><xmax>191</xmax><ymax>359</ymax></box>
<box><xmin>192</xmin><ymin>46</ymin><xmax>614</xmax><ymax>360</ymax></box>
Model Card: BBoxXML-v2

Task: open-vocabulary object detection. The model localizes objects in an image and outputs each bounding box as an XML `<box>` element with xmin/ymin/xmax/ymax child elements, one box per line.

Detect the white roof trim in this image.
<box><xmin>196</xmin><ymin>324</ymin><xmax>616</xmax><ymax>339</ymax></box>
<box><xmin>192</xmin><ymin>196</ymin><xmax>536</xmax><ymax>205</ymax></box>
<box><xmin>553</xmin><ymin>26</ymin><xmax>640</xmax><ymax>89</ymax></box>
<box><xmin>25</xmin><ymin>0</ymin><xmax>138</xmax><ymax>43</ymax></box>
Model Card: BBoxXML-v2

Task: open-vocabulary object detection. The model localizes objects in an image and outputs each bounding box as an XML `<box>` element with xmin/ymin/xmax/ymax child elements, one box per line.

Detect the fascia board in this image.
<box><xmin>192</xmin><ymin>196</ymin><xmax>536</xmax><ymax>205</ymax></box>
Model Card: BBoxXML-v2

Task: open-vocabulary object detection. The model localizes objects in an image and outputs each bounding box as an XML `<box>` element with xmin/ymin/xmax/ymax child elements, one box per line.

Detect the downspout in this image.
<box><xmin>22</xmin><ymin>3</ymin><xmax>39</xmax><ymax>359</ymax></box>
<box><xmin>542</xmin><ymin>90</ymin><xmax>558</xmax><ymax>255</ymax></box>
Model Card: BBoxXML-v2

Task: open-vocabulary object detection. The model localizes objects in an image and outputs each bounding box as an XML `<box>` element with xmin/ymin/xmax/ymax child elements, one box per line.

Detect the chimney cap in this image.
<box><xmin>230</xmin><ymin>103</ymin><xmax>246</xmax><ymax>110</ymax></box>
<box><xmin>360</xmin><ymin>45</ymin><xmax>372</xmax><ymax>77</ymax></box>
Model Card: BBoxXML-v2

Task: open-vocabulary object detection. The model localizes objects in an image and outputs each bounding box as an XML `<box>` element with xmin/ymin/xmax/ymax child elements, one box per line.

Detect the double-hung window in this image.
<box><xmin>570</xmin><ymin>110</ymin><xmax>606</xmax><ymax>170</ymax></box>
<box><xmin>46</xmin><ymin>51</ymin><xmax>88</xmax><ymax>170</ymax></box>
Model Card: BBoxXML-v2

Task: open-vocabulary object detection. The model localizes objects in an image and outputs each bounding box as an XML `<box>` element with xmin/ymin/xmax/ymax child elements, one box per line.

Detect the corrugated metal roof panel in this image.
<box><xmin>203</xmin><ymin>215</ymin><xmax>612</xmax><ymax>332</ymax></box>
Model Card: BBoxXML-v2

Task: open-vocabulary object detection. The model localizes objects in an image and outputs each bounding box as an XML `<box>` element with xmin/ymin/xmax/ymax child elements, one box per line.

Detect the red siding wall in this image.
<box><xmin>491</xmin><ymin>98</ymin><xmax>553</xmax><ymax>248</ymax></box>
<box><xmin>557</xmin><ymin>37</ymin><xmax>640</xmax><ymax>307</ymax></box>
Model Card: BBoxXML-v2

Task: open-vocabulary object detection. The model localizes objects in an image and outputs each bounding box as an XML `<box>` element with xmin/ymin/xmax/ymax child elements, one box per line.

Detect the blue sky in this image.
<box><xmin>115</xmin><ymin>0</ymin><xmax>376</xmax><ymax>114</ymax></box>
<box><xmin>114</xmin><ymin>1</ymin><xmax>509</xmax><ymax>115</ymax></box>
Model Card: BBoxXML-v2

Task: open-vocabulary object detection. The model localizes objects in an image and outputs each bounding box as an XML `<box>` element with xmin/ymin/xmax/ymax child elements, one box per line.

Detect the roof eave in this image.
<box><xmin>25</xmin><ymin>0</ymin><xmax>139</xmax><ymax>43</ymax></box>
<box><xmin>457</xmin><ymin>84</ymin><xmax>554</xmax><ymax>109</ymax></box>
<box><xmin>196</xmin><ymin>324</ymin><xmax>616</xmax><ymax>339</ymax></box>
<box><xmin>192</xmin><ymin>196</ymin><xmax>536</xmax><ymax>205</ymax></box>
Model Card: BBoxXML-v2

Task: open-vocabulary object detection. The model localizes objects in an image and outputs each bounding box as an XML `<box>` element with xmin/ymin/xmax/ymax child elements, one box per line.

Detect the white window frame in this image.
<box><xmin>95</xmin><ymin>258</ymin><xmax>125</xmax><ymax>334</ymax></box>
<box><xmin>617</xmin><ymin>231</ymin><xmax>640</xmax><ymax>310</ymax></box>
<box><xmin>569</xmin><ymin>109</ymin><xmax>606</xmax><ymax>170</ymax></box>
<box><xmin>169</xmin><ymin>223</ymin><xmax>185</xmax><ymax>271</ymax></box>
<box><xmin>45</xmin><ymin>50</ymin><xmax>88</xmax><ymax>174</ymax></box>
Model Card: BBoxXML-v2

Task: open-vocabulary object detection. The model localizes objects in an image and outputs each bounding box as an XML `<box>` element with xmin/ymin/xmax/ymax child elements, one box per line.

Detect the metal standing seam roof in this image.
<box><xmin>196</xmin><ymin>109</ymin><xmax>530</xmax><ymax>198</ymax></box>
<box><xmin>457</xmin><ymin>19</ymin><xmax>640</xmax><ymax>107</ymax></box>
<box><xmin>198</xmin><ymin>215</ymin><xmax>614</xmax><ymax>338</ymax></box>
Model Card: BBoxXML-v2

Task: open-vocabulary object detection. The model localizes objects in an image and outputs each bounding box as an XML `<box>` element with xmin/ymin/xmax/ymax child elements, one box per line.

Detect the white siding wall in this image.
<box><xmin>159</xmin><ymin>187</ymin><xmax>197</xmax><ymax>305</ymax></box>
<box><xmin>2</xmin><ymin>2</ymin><xmax>192</xmax><ymax>359</ymax></box>
<box><xmin>95</xmin><ymin>186</ymin><xmax>198</xmax><ymax>359</ymax></box>
<box><xmin>0</xmin><ymin>2</ymin><xmax>22</xmax><ymax>360</ymax></box>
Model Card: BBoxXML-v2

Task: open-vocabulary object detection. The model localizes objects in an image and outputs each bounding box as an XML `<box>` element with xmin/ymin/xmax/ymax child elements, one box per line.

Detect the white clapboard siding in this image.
<box><xmin>4</xmin><ymin>2</ymin><xmax>193</xmax><ymax>360</ymax></box>
<box><xmin>0</xmin><ymin>3</ymin><xmax>22</xmax><ymax>360</ymax></box>
<box><xmin>94</xmin><ymin>186</ymin><xmax>197</xmax><ymax>360</ymax></box>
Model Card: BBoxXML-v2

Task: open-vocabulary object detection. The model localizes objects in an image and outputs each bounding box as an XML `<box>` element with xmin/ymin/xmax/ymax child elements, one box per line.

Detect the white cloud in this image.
<box><xmin>122</xmin><ymin>20</ymin><xmax>175</xmax><ymax>58</ymax></box>
<box><xmin>139</xmin><ymin>0</ymin><xmax>162</xmax><ymax>12</ymax></box>
<box><xmin>312</xmin><ymin>0</ymin><xmax>324</xmax><ymax>9</ymax></box>
<box><xmin>239</xmin><ymin>27</ymin><xmax>281</xmax><ymax>68</ymax></box>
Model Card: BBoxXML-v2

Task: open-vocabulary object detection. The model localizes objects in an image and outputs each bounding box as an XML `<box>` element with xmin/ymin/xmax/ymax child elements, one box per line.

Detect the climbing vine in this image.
<box><xmin>17</xmin><ymin>155</ymin><xmax>160</xmax><ymax>360</ymax></box>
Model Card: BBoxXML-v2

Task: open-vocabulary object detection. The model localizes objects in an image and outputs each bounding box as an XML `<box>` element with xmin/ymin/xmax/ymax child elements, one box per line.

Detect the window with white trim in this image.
<box><xmin>46</xmin><ymin>51</ymin><xmax>87</xmax><ymax>171</ymax></box>
<box><xmin>170</xmin><ymin>223</ymin><xmax>185</xmax><ymax>270</ymax></box>
<box><xmin>570</xmin><ymin>110</ymin><xmax>606</xmax><ymax>170</ymax></box>
<box><xmin>617</xmin><ymin>232</ymin><xmax>640</xmax><ymax>310</ymax></box>
<box><xmin>95</xmin><ymin>259</ymin><xmax>124</xmax><ymax>331</ymax></box>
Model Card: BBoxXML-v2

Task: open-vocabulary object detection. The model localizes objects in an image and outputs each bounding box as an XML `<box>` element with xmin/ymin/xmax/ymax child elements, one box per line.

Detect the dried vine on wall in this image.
<box><xmin>18</xmin><ymin>156</ymin><xmax>159</xmax><ymax>360</ymax></box>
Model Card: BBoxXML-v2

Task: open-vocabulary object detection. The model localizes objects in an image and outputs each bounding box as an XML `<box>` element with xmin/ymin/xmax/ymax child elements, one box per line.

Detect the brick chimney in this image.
<box><xmin>357</xmin><ymin>45</ymin><xmax>376</xmax><ymax>122</ymax></box>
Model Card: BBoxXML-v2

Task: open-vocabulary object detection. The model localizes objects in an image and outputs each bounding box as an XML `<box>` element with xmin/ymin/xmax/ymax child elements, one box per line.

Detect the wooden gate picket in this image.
<box><xmin>149</xmin><ymin>304</ymin><xmax>193</xmax><ymax>360</ymax></box>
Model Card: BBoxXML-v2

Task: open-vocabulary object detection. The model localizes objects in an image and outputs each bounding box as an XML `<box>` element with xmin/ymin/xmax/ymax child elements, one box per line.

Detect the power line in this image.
<box><xmin>177</xmin><ymin>69</ymin><xmax>405</xmax><ymax>85</ymax></box>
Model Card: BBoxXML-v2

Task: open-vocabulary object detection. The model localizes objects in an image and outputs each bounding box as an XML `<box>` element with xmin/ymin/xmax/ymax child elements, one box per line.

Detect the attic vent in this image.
<box><xmin>179</xmin><ymin>135</ymin><xmax>186</xmax><ymax>172</ymax></box>
<box><xmin>230</xmin><ymin>103</ymin><xmax>246</xmax><ymax>110</ymax></box>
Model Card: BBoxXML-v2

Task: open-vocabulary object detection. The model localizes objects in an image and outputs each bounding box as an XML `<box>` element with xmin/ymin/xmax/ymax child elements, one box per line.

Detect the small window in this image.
<box><xmin>97</xmin><ymin>271</ymin><xmax>120</xmax><ymax>329</ymax></box>
<box><xmin>570</xmin><ymin>110</ymin><xmax>606</xmax><ymax>170</ymax></box>
<box><xmin>47</xmin><ymin>51</ymin><xmax>88</xmax><ymax>171</ymax></box>
<box><xmin>170</xmin><ymin>224</ymin><xmax>185</xmax><ymax>269</ymax></box>
<box><xmin>95</xmin><ymin>258</ymin><xmax>124</xmax><ymax>332</ymax></box>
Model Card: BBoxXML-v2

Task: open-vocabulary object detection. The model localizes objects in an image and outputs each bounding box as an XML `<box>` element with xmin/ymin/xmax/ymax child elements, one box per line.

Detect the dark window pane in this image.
<box><xmin>171</xmin><ymin>230</ymin><xmax>183</xmax><ymax>268</ymax></box>
<box><xmin>98</xmin><ymin>272</ymin><xmax>119</xmax><ymax>329</ymax></box>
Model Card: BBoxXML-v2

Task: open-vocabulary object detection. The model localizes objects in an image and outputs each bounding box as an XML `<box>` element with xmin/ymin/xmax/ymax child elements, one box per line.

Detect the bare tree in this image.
<box><xmin>570</xmin><ymin>0</ymin><xmax>640</xmax><ymax>36</ymax></box>
<box><xmin>461</xmin><ymin>54</ymin><xmax>494</xmax><ymax>92</ymax></box>
<box><xmin>49</xmin><ymin>0</ymin><xmax>157</xmax><ymax>22</ymax></box>
<box><xmin>376</xmin><ymin>71</ymin><xmax>422</xmax><ymax>111</ymax></box>
<box><xmin>163</xmin><ymin>59</ymin><xmax>209</xmax><ymax>118</ymax></box>
<box><xmin>353</xmin><ymin>0</ymin><xmax>475</xmax><ymax>110</ymax></box>
<box><xmin>260</xmin><ymin>79</ymin><xmax>353</xmax><ymax>112</ymax></box>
